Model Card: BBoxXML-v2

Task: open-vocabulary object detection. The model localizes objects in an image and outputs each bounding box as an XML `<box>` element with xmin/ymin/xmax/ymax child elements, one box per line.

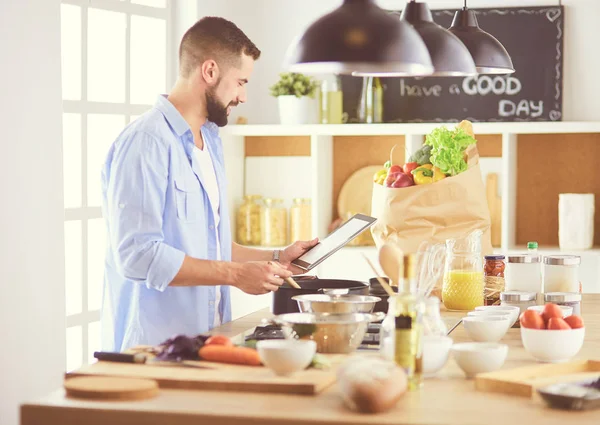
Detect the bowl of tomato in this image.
<box><xmin>520</xmin><ymin>303</ymin><xmax>585</xmax><ymax>363</ymax></box>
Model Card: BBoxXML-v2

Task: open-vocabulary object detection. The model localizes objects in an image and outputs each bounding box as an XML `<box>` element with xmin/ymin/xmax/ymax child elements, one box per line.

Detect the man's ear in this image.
<box><xmin>201</xmin><ymin>59</ymin><xmax>220</xmax><ymax>85</ymax></box>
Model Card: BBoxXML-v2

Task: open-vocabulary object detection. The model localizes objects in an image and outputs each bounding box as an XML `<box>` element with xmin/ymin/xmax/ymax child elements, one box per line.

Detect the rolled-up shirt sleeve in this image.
<box><xmin>105</xmin><ymin>132</ymin><xmax>184</xmax><ymax>292</ymax></box>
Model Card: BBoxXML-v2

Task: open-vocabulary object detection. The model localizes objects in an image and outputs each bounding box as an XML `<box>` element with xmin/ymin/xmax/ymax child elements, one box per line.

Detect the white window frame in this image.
<box><xmin>61</xmin><ymin>0</ymin><xmax>173</xmax><ymax>368</ymax></box>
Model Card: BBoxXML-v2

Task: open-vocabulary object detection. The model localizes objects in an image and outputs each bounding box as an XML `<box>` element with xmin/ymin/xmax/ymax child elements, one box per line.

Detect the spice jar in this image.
<box><xmin>289</xmin><ymin>198</ymin><xmax>312</xmax><ymax>241</ymax></box>
<box><xmin>505</xmin><ymin>254</ymin><xmax>542</xmax><ymax>293</ymax></box>
<box><xmin>543</xmin><ymin>255</ymin><xmax>581</xmax><ymax>293</ymax></box>
<box><xmin>500</xmin><ymin>291</ymin><xmax>537</xmax><ymax>327</ymax></box>
<box><xmin>236</xmin><ymin>195</ymin><xmax>263</xmax><ymax>245</ymax></box>
<box><xmin>544</xmin><ymin>292</ymin><xmax>582</xmax><ymax>316</ymax></box>
<box><xmin>484</xmin><ymin>255</ymin><xmax>505</xmax><ymax>306</ymax></box>
<box><xmin>261</xmin><ymin>198</ymin><xmax>288</xmax><ymax>247</ymax></box>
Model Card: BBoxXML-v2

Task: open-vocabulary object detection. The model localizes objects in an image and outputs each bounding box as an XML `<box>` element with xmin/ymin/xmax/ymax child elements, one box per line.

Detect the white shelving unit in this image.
<box><xmin>221</xmin><ymin>122</ymin><xmax>600</xmax><ymax>318</ymax></box>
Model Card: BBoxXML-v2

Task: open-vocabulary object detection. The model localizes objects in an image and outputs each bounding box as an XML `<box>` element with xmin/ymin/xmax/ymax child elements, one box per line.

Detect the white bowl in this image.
<box><xmin>462</xmin><ymin>316</ymin><xmax>511</xmax><ymax>343</ymax></box>
<box><xmin>256</xmin><ymin>339</ymin><xmax>316</xmax><ymax>376</ymax></box>
<box><xmin>520</xmin><ymin>327</ymin><xmax>585</xmax><ymax>363</ymax></box>
<box><xmin>422</xmin><ymin>335</ymin><xmax>453</xmax><ymax>376</ymax></box>
<box><xmin>451</xmin><ymin>342</ymin><xmax>509</xmax><ymax>378</ymax></box>
<box><xmin>474</xmin><ymin>305</ymin><xmax>520</xmax><ymax>327</ymax></box>
<box><xmin>527</xmin><ymin>305</ymin><xmax>573</xmax><ymax>318</ymax></box>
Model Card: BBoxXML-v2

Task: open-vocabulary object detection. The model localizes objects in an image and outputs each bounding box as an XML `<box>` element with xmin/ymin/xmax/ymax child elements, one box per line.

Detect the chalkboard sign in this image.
<box><xmin>341</xmin><ymin>6</ymin><xmax>564</xmax><ymax>123</ymax></box>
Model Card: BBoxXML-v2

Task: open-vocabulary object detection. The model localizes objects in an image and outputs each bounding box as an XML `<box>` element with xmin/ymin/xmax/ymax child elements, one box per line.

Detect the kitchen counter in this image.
<box><xmin>21</xmin><ymin>295</ymin><xmax>600</xmax><ymax>425</ymax></box>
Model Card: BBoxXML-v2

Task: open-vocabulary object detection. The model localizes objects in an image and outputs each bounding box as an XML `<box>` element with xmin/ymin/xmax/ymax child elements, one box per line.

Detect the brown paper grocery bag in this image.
<box><xmin>370</xmin><ymin>146</ymin><xmax>493</xmax><ymax>256</ymax></box>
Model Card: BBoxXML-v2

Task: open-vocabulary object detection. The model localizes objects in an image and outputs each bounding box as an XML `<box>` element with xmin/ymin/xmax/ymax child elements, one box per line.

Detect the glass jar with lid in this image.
<box><xmin>261</xmin><ymin>198</ymin><xmax>288</xmax><ymax>247</ymax></box>
<box><xmin>544</xmin><ymin>292</ymin><xmax>582</xmax><ymax>316</ymax></box>
<box><xmin>505</xmin><ymin>254</ymin><xmax>542</xmax><ymax>293</ymax></box>
<box><xmin>543</xmin><ymin>255</ymin><xmax>581</xmax><ymax>293</ymax></box>
<box><xmin>236</xmin><ymin>195</ymin><xmax>263</xmax><ymax>245</ymax></box>
<box><xmin>500</xmin><ymin>291</ymin><xmax>537</xmax><ymax>327</ymax></box>
<box><xmin>289</xmin><ymin>198</ymin><xmax>312</xmax><ymax>242</ymax></box>
<box><xmin>484</xmin><ymin>255</ymin><xmax>505</xmax><ymax>306</ymax></box>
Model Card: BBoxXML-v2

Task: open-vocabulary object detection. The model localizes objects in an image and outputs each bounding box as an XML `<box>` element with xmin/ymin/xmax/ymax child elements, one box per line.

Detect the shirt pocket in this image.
<box><xmin>174</xmin><ymin>177</ymin><xmax>203</xmax><ymax>222</ymax></box>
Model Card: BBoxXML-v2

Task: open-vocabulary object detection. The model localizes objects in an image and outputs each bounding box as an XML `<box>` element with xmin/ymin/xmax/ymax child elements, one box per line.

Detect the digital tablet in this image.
<box><xmin>291</xmin><ymin>213</ymin><xmax>377</xmax><ymax>271</ymax></box>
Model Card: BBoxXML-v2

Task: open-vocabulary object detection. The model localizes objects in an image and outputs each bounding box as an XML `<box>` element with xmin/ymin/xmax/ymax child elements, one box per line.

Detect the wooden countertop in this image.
<box><xmin>21</xmin><ymin>295</ymin><xmax>600</xmax><ymax>425</ymax></box>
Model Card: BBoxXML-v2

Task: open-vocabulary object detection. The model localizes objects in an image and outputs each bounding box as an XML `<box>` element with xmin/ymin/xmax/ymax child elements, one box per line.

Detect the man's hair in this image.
<box><xmin>179</xmin><ymin>17</ymin><xmax>261</xmax><ymax>77</ymax></box>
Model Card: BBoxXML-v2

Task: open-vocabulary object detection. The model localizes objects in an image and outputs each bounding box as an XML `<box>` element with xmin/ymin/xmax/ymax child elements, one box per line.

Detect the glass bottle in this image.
<box><xmin>358</xmin><ymin>76</ymin><xmax>374</xmax><ymax>123</ymax></box>
<box><xmin>319</xmin><ymin>75</ymin><xmax>344</xmax><ymax>124</ymax></box>
<box><xmin>261</xmin><ymin>198</ymin><xmax>288</xmax><ymax>247</ymax></box>
<box><xmin>236</xmin><ymin>195</ymin><xmax>263</xmax><ymax>245</ymax></box>
<box><xmin>393</xmin><ymin>254</ymin><xmax>423</xmax><ymax>391</ymax></box>
<box><xmin>442</xmin><ymin>229</ymin><xmax>484</xmax><ymax>311</ymax></box>
<box><xmin>373</xmin><ymin>77</ymin><xmax>384</xmax><ymax>123</ymax></box>
<box><xmin>290</xmin><ymin>198</ymin><xmax>312</xmax><ymax>242</ymax></box>
<box><xmin>422</xmin><ymin>297</ymin><xmax>447</xmax><ymax>336</ymax></box>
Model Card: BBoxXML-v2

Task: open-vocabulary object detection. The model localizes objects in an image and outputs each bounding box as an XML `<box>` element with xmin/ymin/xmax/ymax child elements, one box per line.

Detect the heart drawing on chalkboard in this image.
<box><xmin>549</xmin><ymin>110</ymin><xmax>562</xmax><ymax>121</ymax></box>
<box><xmin>546</xmin><ymin>8</ymin><xmax>561</xmax><ymax>23</ymax></box>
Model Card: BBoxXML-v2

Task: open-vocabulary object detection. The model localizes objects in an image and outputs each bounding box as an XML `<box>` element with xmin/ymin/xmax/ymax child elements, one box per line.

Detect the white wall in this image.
<box><xmin>0</xmin><ymin>1</ymin><xmax>66</xmax><ymax>424</ymax></box>
<box><xmin>192</xmin><ymin>0</ymin><xmax>600</xmax><ymax>124</ymax></box>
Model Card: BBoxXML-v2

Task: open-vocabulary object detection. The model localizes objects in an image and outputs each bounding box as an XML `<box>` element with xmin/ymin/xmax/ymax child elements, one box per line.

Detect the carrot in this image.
<box><xmin>198</xmin><ymin>345</ymin><xmax>262</xmax><ymax>366</ymax></box>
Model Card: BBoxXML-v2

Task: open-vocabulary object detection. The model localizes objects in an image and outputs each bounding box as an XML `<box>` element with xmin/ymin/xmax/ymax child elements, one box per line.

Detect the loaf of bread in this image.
<box><xmin>336</xmin><ymin>355</ymin><xmax>407</xmax><ymax>414</ymax></box>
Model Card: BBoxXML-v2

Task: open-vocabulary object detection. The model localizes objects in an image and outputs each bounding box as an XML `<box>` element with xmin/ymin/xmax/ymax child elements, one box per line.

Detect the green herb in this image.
<box><xmin>269</xmin><ymin>73</ymin><xmax>318</xmax><ymax>98</ymax></box>
<box><xmin>291</xmin><ymin>323</ymin><xmax>317</xmax><ymax>339</ymax></box>
<box><xmin>424</xmin><ymin>126</ymin><xmax>477</xmax><ymax>176</ymax></box>
<box><xmin>309</xmin><ymin>353</ymin><xmax>331</xmax><ymax>370</ymax></box>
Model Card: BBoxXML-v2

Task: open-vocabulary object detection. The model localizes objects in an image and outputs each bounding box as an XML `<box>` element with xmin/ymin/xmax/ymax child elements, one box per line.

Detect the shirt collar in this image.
<box><xmin>154</xmin><ymin>94</ymin><xmax>192</xmax><ymax>137</ymax></box>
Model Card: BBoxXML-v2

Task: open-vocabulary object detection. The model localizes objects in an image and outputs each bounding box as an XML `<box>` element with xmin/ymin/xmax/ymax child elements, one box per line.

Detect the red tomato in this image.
<box><xmin>205</xmin><ymin>335</ymin><xmax>233</xmax><ymax>346</ymax></box>
<box><xmin>564</xmin><ymin>315</ymin><xmax>584</xmax><ymax>329</ymax></box>
<box><xmin>548</xmin><ymin>317</ymin><xmax>571</xmax><ymax>330</ymax></box>
<box><xmin>520</xmin><ymin>310</ymin><xmax>545</xmax><ymax>329</ymax></box>
<box><xmin>541</xmin><ymin>303</ymin><xmax>563</xmax><ymax>325</ymax></box>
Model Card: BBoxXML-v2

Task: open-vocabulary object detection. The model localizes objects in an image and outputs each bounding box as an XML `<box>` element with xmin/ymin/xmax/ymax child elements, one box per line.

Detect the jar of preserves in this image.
<box><xmin>236</xmin><ymin>195</ymin><xmax>263</xmax><ymax>245</ymax></box>
<box><xmin>484</xmin><ymin>255</ymin><xmax>505</xmax><ymax>306</ymax></box>
<box><xmin>261</xmin><ymin>198</ymin><xmax>288</xmax><ymax>247</ymax></box>
<box><xmin>289</xmin><ymin>198</ymin><xmax>312</xmax><ymax>241</ymax></box>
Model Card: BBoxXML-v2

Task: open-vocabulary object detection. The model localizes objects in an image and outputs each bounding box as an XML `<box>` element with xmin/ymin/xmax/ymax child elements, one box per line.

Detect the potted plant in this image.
<box><xmin>270</xmin><ymin>72</ymin><xmax>318</xmax><ymax>125</ymax></box>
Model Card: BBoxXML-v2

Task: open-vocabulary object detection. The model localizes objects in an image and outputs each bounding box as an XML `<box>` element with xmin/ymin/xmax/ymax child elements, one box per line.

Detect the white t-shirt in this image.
<box><xmin>193</xmin><ymin>143</ymin><xmax>221</xmax><ymax>328</ymax></box>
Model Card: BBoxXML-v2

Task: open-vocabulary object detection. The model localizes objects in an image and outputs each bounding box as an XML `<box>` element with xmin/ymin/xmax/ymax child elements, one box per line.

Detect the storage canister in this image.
<box><xmin>543</xmin><ymin>255</ymin><xmax>581</xmax><ymax>293</ymax></box>
<box><xmin>544</xmin><ymin>292</ymin><xmax>582</xmax><ymax>316</ymax></box>
<box><xmin>505</xmin><ymin>254</ymin><xmax>542</xmax><ymax>293</ymax></box>
<box><xmin>500</xmin><ymin>291</ymin><xmax>537</xmax><ymax>327</ymax></box>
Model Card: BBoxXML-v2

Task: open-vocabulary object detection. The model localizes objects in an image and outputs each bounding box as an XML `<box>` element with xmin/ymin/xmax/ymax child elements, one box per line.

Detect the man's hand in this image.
<box><xmin>280</xmin><ymin>238</ymin><xmax>319</xmax><ymax>274</ymax></box>
<box><xmin>233</xmin><ymin>261</ymin><xmax>292</xmax><ymax>295</ymax></box>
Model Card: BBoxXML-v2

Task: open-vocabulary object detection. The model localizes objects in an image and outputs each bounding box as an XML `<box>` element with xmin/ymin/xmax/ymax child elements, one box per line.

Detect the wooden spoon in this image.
<box><xmin>378</xmin><ymin>243</ymin><xmax>404</xmax><ymax>287</ymax></box>
<box><xmin>284</xmin><ymin>276</ymin><xmax>301</xmax><ymax>289</ymax></box>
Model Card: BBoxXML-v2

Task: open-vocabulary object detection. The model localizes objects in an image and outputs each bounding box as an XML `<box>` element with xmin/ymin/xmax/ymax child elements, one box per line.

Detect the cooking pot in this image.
<box><xmin>272</xmin><ymin>277</ymin><xmax>370</xmax><ymax>315</ymax></box>
<box><xmin>368</xmin><ymin>277</ymin><xmax>398</xmax><ymax>313</ymax></box>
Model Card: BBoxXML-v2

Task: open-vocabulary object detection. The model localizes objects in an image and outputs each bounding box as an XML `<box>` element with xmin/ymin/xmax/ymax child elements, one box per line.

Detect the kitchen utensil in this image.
<box><xmin>69</xmin><ymin>355</ymin><xmax>339</xmax><ymax>395</ymax></box>
<box><xmin>451</xmin><ymin>342</ymin><xmax>508</xmax><ymax>379</ymax></box>
<box><xmin>420</xmin><ymin>243</ymin><xmax>446</xmax><ymax>297</ymax></box>
<box><xmin>272</xmin><ymin>278</ymin><xmax>369</xmax><ymax>315</ymax></box>
<box><xmin>475</xmin><ymin>360</ymin><xmax>600</xmax><ymax>398</ymax></box>
<box><xmin>378</xmin><ymin>243</ymin><xmax>404</xmax><ymax>286</ymax></box>
<box><xmin>256</xmin><ymin>339</ymin><xmax>316</xmax><ymax>377</ymax></box>
<box><xmin>93</xmin><ymin>351</ymin><xmax>214</xmax><ymax>369</ymax></box>
<box><xmin>368</xmin><ymin>277</ymin><xmax>398</xmax><ymax>313</ymax></box>
<box><xmin>337</xmin><ymin>165</ymin><xmax>381</xmax><ymax>219</ymax></box>
<box><xmin>537</xmin><ymin>378</ymin><xmax>600</xmax><ymax>411</ymax></box>
<box><xmin>292</xmin><ymin>294</ymin><xmax>381</xmax><ymax>314</ymax></box>
<box><xmin>64</xmin><ymin>376</ymin><xmax>159</xmax><ymax>401</ymax></box>
<box><xmin>447</xmin><ymin>319</ymin><xmax>463</xmax><ymax>335</ymax></box>
<box><xmin>362</xmin><ymin>254</ymin><xmax>395</xmax><ymax>297</ymax></box>
<box><xmin>268</xmin><ymin>312</ymin><xmax>385</xmax><ymax>354</ymax></box>
<box><xmin>521</xmin><ymin>327</ymin><xmax>585</xmax><ymax>363</ymax></box>
<box><xmin>462</xmin><ymin>316</ymin><xmax>511</xmax><ymax>343</ymax></box>
<box><xmin>284</xmin><ymin>276</ymin><xmax>301</xmax><ymax>289</ymax></box>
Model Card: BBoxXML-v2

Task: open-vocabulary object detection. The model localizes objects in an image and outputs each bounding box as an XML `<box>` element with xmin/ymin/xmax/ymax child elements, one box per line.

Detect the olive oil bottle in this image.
<box><xmin>393</xmin><ymin>254</ymin><xmax>423</xmax><ymax>390</ymax></box>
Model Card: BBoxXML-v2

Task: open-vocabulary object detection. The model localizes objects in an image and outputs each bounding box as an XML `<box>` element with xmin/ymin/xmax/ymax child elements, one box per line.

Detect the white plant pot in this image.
<box><xmin>277</xmin><ymin>95</ymin><xmax>315</xmax><ymax>125</ymax></box>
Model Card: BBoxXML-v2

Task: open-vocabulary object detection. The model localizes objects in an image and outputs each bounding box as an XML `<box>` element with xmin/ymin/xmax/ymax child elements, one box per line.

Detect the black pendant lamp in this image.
<box><xmin>448</xmin><ymin>1</ymin><xmax>515</xmax><ymax>74</ymax></box>
<box><xmin>284</xmin><ymin>0</ymin><xmax>433</xmax><ymax>76</ymax></box>
<box><xmin>398</xmin><ymin>0</ymin><xmax>476</xmax><ymax>76</ymax></box>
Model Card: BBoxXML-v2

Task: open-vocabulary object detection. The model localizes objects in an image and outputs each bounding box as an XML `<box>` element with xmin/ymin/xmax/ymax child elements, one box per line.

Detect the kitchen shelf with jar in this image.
<box><xmin>221</xmin><ymin>121</ymin><xmax>600</xmax><ymax>295</ymax></box>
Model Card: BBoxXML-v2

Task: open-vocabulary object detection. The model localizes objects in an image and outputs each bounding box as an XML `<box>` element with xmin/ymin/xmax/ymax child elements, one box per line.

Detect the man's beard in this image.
<box><xmin>206</xmin><ymin>86</ymin><xmax>235</xmax><ymax>127</ymax></box>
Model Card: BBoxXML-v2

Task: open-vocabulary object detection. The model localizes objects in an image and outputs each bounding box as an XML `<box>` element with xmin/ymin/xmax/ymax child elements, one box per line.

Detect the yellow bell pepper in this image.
<box><xmin>373</xmin><ymin>168</ymin><xmax>387</xmax><ymax>185</ymax></box>
<box><xmin>412</xmin><ymin>164</ymin><xmax>446</xmax><ymax>185</ymax></box>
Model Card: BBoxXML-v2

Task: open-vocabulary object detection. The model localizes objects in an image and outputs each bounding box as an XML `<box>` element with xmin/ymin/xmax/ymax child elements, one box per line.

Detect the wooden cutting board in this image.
<box><xmin>66</xmin><ymin>358</ymin><xmax>341</xmax><ymax>396</ymax></box>
<box><xmin>486</xmin><ymin>173</ymin><xmax>502</xmax><ymax>247</ymax></box>
<box><xmin>475</xmin><ymin>360</ymin><xmax>600</xmax><ymax>398</ymax></box>
<box><xmin>64</xmin><ymin>376</ymin><xmax>159</xmax><ymax>401</ymax></box>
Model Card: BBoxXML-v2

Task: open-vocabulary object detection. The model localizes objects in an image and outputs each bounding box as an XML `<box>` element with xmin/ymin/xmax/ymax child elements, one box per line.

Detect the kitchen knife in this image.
<box><xmin>93</xmin><ymin>351</ymin><xmax>212</xmax><ymax>369</ymax></box>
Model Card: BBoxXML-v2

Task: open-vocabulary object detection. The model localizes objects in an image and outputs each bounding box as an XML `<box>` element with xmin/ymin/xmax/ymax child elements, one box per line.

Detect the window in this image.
<box><xmin>60</xmin><ymin>0</ymin><xmax>171</xmax><ymax>371</ymax></box>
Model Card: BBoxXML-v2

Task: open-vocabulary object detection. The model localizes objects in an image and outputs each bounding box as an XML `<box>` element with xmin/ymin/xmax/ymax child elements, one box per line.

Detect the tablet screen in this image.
<box><xmin>294</xmin><ymin>214</ymin><xmax>376</xmax><ymax>270</ymax></box>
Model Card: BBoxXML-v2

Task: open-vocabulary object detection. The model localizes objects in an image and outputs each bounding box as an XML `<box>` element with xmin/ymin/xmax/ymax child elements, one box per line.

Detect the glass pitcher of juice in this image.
<box><xmin>442</xmin><ymin>230</ymin><xmax>484</xmax><ymax>311</ymax></box>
